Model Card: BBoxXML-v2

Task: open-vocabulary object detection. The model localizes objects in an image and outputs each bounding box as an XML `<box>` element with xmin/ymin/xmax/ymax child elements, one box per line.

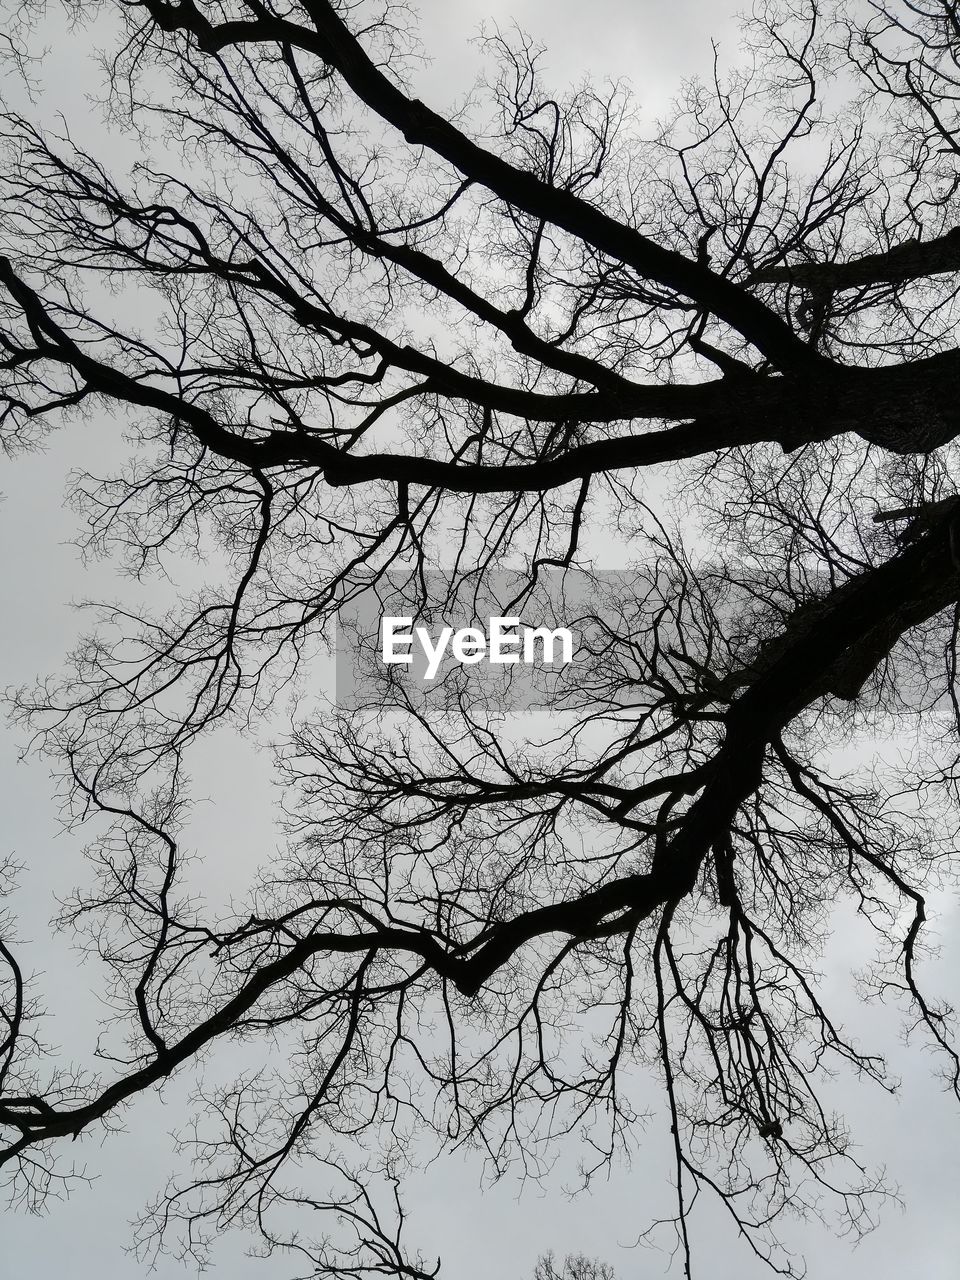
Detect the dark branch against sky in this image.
<box><xmin>1</xmin><ymin>2</ymin><xmax>960</xmax><ymax>1278</ymax></box>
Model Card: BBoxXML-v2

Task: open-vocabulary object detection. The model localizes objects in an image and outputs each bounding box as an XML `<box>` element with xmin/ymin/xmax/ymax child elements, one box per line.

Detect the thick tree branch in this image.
<box><xmin>751</xmin><ymin>226</ymin><xmax>960</xmax><ymax>291</ymax></box>
<box><xmin>135</xmin><ymin>0</ymin><xmax>820</xmax><ymax>372</ymax></box>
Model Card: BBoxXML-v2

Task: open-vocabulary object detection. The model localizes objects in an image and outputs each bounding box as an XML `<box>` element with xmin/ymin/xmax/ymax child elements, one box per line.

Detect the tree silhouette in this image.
<box><xmin>1</xmin><ymin>1</ymin><xmax>959</xmax><ymax>1276</ymax></box>
<box><xmin>534</xmin><ymin>1253</ymin><xmax>615</xmax><ymax>1280</ymax></box>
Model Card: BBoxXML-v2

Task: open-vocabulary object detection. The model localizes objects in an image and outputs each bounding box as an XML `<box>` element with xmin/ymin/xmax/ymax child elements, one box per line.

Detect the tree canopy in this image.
<box><xmin>1</xmin><ymin>1</ymin><xmax>960</xmax><ymax>1276</ymax></box>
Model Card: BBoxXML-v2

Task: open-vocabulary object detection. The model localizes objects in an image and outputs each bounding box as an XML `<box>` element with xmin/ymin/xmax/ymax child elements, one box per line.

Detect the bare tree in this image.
<box><xmin>1</xmin><ymin>0</ymin><xmax>960</xmax><ymax>1276</ymax></box>
<box><xmin>534</xmin><ymin>1253</ymin><xmax>615</xmax><ymax>1280</ymax></box>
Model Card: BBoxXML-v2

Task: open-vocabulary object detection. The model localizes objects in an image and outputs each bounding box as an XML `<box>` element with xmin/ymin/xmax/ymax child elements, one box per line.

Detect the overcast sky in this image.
<box><xmin>1</xmin><ymin>3</ymin><xmax>958</xmax><ymax>1278</ymax></box>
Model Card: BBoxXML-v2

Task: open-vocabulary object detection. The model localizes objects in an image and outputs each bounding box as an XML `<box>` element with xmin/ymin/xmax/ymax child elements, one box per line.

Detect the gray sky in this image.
<box><xmin>1</xmin><ymin>2</ymin><xmax>959</xmax><ymax>1278</ymax></box>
